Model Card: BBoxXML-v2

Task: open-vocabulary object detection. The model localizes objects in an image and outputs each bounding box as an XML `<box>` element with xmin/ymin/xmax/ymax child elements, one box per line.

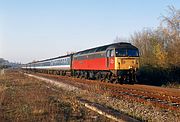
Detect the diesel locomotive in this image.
<box><xmin>22</xmin><ymin>42</ymin><xmax>139</xmax><ymax>84</ymax></box>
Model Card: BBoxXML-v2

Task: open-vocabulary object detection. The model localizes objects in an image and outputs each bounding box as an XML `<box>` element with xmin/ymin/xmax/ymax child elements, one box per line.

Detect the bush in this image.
<box><xmin>136</xmin><ymin>65</ymin><xmax>180</xmax><ymax>86</ymax></box>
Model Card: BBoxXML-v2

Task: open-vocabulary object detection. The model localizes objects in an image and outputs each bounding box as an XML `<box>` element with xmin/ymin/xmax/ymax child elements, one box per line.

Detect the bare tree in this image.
<box><xmin>159</xmin><ymin>6</ymin><xmax>180</xmax><ymax>66</ymax></box>
<box><xmin>131</xmin><ymin>6</ymin><xmax>180</xmax><ymax>67</ymax></box>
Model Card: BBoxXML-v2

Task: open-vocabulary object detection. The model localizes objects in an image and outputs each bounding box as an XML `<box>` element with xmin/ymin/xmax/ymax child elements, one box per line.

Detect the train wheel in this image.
<box><xmin>113</xmin><ymin>79</ymin><xmax>118</xmax><ymax>84</ymax></box>
<box><xmin>96</xmin><ymin>72</ymin><xmax>102</xmax><ymax>81</ymax></box>
<box><xmin>76</xmin><ymin>71</ymin><xmax>80</xmax><ymax>78</ymax></box>
<box><xmin>85</xmin><ymin>71</ymin><xmax>89</xmax><ymax>79</ymax></box>
<box><xmin>119</xmin><ymin>76</ymin><xmax>125</xmax><ymax>84</ymax></box>
<box><xmin>89</xmin><ymin>72</ymin><xmax>95</xmax><ymax>79</ymax></box>
<box><xmin>79</xmin><ymin>71</ymin><xmax>84</xmax><ymax>79</ymax></box>
<box><xmin>64</xmin><ymin>71</ymin><xmax>66</xmax><ymax>76</ymax></box>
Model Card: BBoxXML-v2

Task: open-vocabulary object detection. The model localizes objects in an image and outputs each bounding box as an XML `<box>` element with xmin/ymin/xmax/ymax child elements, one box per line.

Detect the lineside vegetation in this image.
<box><xmin>131</xmin><ymin>6</ymin><xmax>180</xmax><ymax>86</ymax></box>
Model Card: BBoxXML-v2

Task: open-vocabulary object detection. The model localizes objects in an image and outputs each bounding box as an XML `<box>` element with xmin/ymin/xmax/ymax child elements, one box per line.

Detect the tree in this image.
<box><xmin>159</xmin><ymin>6</ymin><xmax>180</xmax><ymax>66</ymax></box>
<box><xmin>131</xmin><ymin>6</ymin><xmax>180</xmax><ymax>67</ymax></box>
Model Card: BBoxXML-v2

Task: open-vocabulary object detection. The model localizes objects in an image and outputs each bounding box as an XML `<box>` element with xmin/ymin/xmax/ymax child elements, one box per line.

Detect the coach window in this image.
<box><xmin>110</xmin><ymin>49</ymin><xmax>115</xmax><ymax>57</ymax></box>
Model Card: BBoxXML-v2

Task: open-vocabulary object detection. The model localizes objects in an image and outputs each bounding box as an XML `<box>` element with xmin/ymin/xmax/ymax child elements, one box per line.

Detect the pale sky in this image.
<box><xmin>0</xmin><ymin>0</ymin><xmax>180</xmax><ymax>63</ymax></box>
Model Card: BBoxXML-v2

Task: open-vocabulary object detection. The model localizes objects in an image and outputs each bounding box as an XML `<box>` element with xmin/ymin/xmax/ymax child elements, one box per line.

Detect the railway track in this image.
<box><xmin>31</xmin><ymin>72</ymin><xmax>180</xmax><ymax>112</ymax></box>
<box><xmin>94</xmin><ymin>87</ymin><xmax>180</xmax><ymax>111</ymax></box>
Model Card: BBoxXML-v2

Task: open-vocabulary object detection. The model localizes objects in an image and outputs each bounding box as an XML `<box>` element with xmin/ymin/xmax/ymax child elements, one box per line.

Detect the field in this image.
<box><xmin>0</xmin><ymin>70</ymin><xmax>112</xmax><ymax>122</ymax></box>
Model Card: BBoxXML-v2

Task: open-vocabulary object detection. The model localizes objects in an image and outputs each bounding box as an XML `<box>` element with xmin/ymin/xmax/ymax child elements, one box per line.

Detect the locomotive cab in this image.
<box><xmin>106</xmin><ymin>43</ymin><xmax>140</xmax><ymax>84</ymax></box>
<box><xmin>115</xmin><ymin>48</ymin><xmax>139</xmax><ymax>70</ymax></box>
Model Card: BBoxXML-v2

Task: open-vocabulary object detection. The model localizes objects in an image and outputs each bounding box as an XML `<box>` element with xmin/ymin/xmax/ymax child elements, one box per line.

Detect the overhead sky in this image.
<box><xmin>0</xmin><ymin>0</ymin><xmax>180</xmax><ymax>63</ymax></box>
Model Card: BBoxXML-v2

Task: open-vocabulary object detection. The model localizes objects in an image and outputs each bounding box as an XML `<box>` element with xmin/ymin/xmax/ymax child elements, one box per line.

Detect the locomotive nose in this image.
<box><xmin>115</xmin><ymin>58</ymin><xmax>139</xmax><ymax>70</ymax></box>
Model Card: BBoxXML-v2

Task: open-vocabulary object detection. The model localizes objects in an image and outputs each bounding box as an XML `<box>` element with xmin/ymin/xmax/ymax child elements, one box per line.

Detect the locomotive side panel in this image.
<box><xmin>72</xmin><ymin>51</ymin><xmax>115</xmax><ymax>70</ymax></box>
<box><xmin>72</xmin><ymin>57</ymin><xmax>106</xmax><ymax>70</ymax></box>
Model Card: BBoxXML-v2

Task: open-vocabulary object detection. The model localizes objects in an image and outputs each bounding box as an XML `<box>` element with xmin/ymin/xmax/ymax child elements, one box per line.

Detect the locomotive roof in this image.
<box><xmin>107</xmin><ymin>42</ymin><xmax>138</xmax><ymax>49</ymax></box>
<box><xmin>74</xmin><ymin>42</ymin><xmax>137</xmax><ymax>56</ymax></box>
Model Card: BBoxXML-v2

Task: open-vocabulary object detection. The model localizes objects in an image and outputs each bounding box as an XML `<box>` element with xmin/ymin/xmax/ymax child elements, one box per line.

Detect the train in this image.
<box><xmin>22</xmin><ymin>42</ymin><xmax>140</xmax><ymax>84</ymax></box>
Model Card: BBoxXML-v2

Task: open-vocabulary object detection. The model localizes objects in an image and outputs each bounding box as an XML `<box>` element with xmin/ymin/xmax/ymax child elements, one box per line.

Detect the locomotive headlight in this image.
<box><xmin>129</xmin><ymin>66</ymin><xmax>132</xmax><ymax>69</ymax></box>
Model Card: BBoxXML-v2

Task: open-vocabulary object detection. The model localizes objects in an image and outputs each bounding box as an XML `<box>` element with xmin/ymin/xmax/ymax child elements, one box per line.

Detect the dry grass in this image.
<box><xmin>162</xmin><ymin>82</ymin><xmax>180</xmax><ymax>89</ymax></box>
<box><xmin>0</xmin><ymin>86</ymin><xmax>7</xmax><ymax>93</ymax></box>
<box><xmin>0</xmin><ymin>70</ymin><xmax>111</xmax><ymax>122</ymax></box>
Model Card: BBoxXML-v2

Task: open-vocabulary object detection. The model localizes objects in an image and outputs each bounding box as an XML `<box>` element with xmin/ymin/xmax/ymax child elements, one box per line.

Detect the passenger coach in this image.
<box><xmin>23</xmin><ymin>55</ymin><xmax>72</xmax><ymax>76</ymax></box>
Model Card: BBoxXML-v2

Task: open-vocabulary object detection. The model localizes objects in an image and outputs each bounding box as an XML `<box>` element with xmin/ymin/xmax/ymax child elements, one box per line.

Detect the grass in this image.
<box><xmin>0</xmin><ymin>70</ymin><xmax>111</xmax><ymax>122</ymax></box>
<box><xmin>162</xmin><ymin>82</ymin><xmax>180</xmax><ymax>89</ymax></box>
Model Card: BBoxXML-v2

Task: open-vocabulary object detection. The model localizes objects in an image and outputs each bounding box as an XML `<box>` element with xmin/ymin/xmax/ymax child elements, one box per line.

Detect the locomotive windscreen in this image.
<box><xmin>115</xmin><ymin>49</ymin><xmax>139</xmax><ymax>57</ymax></box>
